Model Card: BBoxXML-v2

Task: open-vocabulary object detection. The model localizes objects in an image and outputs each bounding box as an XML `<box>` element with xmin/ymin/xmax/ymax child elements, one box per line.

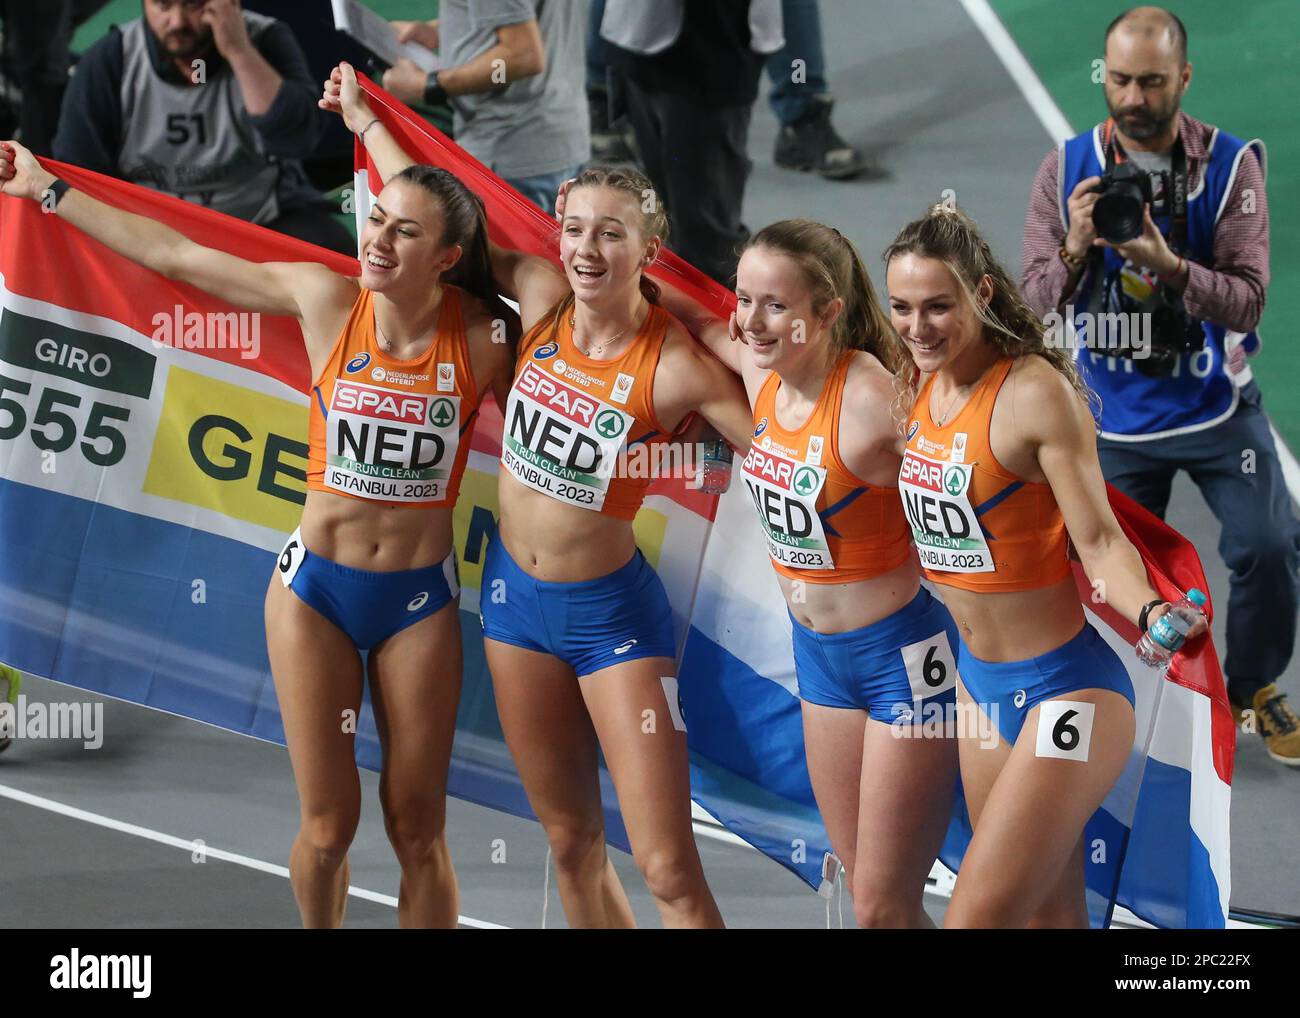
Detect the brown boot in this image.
<box><xmin>1241</xmin><ymin>684</ymin><xmax>1300</xmax><ymax>767</ymax></box>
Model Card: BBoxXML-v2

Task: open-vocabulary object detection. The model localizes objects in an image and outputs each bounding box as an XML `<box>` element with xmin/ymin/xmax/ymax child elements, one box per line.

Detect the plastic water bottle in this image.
<box><xmin>1136</xmin><ymin>588</ymin><xmax>1208</xmax><ymax>668</ymax></box>
<box><xmin>697</xmin><ymin>439</ymin><xmax>733</xmax><ymax>495</ymax></box>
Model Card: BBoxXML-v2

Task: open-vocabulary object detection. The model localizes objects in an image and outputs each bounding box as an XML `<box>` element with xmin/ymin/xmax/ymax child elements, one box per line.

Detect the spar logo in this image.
<box><xmin>743</xmin><ymin>445</ymin><xmax>795</xmax><ymax>488</ymax></box>
<box><xmin>754</xmin><ymin>416</ymin><xmax>768</xmax><ymax>438</ymax></box>
<box><xmin>907</xmin><ymin>419</ymin><xmax>920</xmax><ymax>442</ymax></box>
<box><xmin>534</xmin><ymin>341</ymin><xmax>559</xmax><ymax>360</ymax></box>
<box><xmin>594</xmin><ymin>409</ymin><xmax>625</xmax><ymax>439</ymax></box>
<box><xmin>943</xmin><ymin>466</ymin><xmax>968</xmax><ymax>497</ymax></box>
<box><xmin>333</xmin><ymin>380</ymin><xmax>426</xmax><ymax>423</ymax></box>
<box><xmin>345</xmin><ymin>352</ymin><xmax>371</xmax><ymax>373</ymax></box>
<box><xmin>516</xmin><ymin>362</ymin><xmax>600</xmax><ymax>427</ymax></box>
<box><xmin>428</xmin><ymin>398</ymin><xmax>456</xmax><ymax>427</ymax></box>
<box><xmin>792</xmin><ymin>466</ymin><xmax>820</xmax><ymax>497</ymax></box>
<box><xmin>900</xmin><ymin>451</ymin><xmax>943</xmax><ymax>491</ymax></box>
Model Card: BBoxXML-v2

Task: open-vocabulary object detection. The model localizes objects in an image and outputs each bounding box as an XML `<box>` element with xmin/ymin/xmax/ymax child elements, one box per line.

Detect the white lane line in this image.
<box><xmin>1270</xmin><ymin>423</ymin><xmax>1300</xmax><ymax>505</ymax></box>
<box><xmin>957</xmin><ymin>0</ymin><xmax>1073</xmax><ymax>142</ymax></box>
<box><xmin>962</xmin><ymin>0</ymin><xmax>1300</xmax><ymax>507</ymax></box>
<box><xmin>0</xmin><ymin>783</ymin><xmax>508</xmax><ymax>929</ymax></box>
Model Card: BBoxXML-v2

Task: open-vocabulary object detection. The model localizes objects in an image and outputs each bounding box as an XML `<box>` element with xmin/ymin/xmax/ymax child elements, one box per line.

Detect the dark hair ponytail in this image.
<box><xmin>390</xmin><ymin>164</ymin><xmax>521</xmax><ymax>347</ymax></box>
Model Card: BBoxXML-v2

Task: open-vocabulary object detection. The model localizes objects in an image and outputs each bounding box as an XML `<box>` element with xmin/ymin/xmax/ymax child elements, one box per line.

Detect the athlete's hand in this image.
<box><xmin>553</xmin><ymin>176</ymin><xmax>576</xmax><ymax>221</ymax></box>
<box><xmin>319</xmin><ymin>62</ymin><xmax>377</xmax><ymax>135</ymax></box>
<box><xmin>0</xmin><ymin>141</ymin><xmax>56</xmax><ymax>203</ymax></box>
<box><xmin>382</xmin><ymin>57</ymin><xmax>426</xmax><ymax>105</ymax></box>
<box><xmin>1147</xmin><ymin>601</ymin><xmax>1210</xmax><ymax>643</ymax></box>
<box><xmin>202</xmin><ymin>0</ymin><xmax>254</xmax><ymax>60</ymax></box>
<box><xmin>1064</xmin><ymin>175</ymin><xmax>1102</xmax><ymax>261</ymax></box>
<box><xmin>393</xmin><ymin>18</ymin><xmax>440</xmax><ymax>51</ymax></box>
<box><xmin>727</xmin><ymin>310</ymin><xmax>747</xmax><ymax>345</ymax></box>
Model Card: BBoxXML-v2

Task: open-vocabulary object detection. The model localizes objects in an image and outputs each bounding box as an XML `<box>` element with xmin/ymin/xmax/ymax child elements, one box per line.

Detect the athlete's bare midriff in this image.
<box><xmin>781</xmin><ymin>555</ymin><xmax>921</xmax><ymax>633</ymax></box>
<box><xmin>298</xmin><ymin>488</ymin><xmax>455</xmax><ymax>572</ymax></box>
<box><xmin>937</xmin><ymin>574</ymin><xmax>1086</xmax><ymax>662</ymax></box>
<box><xmin>497</xmin><ymin>472</ymin><xmax>639</xmax><ymax>582</ymax></box>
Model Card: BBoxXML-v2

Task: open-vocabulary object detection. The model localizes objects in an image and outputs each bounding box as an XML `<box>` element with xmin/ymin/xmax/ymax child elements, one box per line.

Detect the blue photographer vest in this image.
<box><xmin>1060</xmin><ymin>121</ymin><xmax>1265</xmax><ymax>440</ymax></box>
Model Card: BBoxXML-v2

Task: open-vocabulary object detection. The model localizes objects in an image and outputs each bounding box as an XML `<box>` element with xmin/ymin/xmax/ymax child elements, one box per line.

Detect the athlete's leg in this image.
<box><xmin>485</xmin><ymin>638</ymin><xmax>636</xmax><ymax>928</ymax></box>
<box><xmin>852</xmin><ymin>718</ymin><xmax>957</xmax><ymax>928</ymax></box>
<box><xmin>264</xmin><ymin>577</ymin><xmax>364</xmax><ymax>929</ymax></box>
<box><xmin>579</xmin><ymin>657</ymin><xmax>723</xmax><ymax>929</ymax></box>
<box><xmin>367</xmin><ymin>599</ymin><xmax>463</xmax><ymax>929</ymax></box>
<box><xmin>801</xmin><ymin>702</ymin><xmax>866</xmax><ymax>885</ymax></box>
<box><xmin>944</xmin><ymin>688</ymin><xmax>1135</xmax><ymax>928</ymax></box>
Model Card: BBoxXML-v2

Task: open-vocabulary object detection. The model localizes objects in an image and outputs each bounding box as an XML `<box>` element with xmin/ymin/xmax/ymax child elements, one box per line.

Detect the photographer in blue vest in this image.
<box><xmin>1023</xmin><ymin>6</ymin><xmax>1300</xmax><ymax>766</ymax></box>
<box><xmin>53</xmin><ymin>0</ymin><xmax>353</xmax><ymax>254</ymax></box>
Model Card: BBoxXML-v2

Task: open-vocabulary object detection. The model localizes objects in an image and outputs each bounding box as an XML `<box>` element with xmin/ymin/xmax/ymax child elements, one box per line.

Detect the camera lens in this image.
<box><xmin>1094</xmin><ymin>180</ymin><xmax>1146</xmax><ymax>244</ymax></box>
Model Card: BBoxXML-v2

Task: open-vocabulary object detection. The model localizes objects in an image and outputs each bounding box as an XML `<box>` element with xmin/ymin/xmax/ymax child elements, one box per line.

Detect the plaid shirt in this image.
<box><xmin>1022</xmin><ymin>112</ymin><xmax>1269</xmax><ymax>335</ymax></box>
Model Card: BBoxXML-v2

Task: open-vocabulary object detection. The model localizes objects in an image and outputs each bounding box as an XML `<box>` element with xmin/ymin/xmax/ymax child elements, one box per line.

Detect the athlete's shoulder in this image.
<box><xmin>1004</xmin><ymin>354</ymin><xmax>1092</xmax><ymax>440</ymax></box>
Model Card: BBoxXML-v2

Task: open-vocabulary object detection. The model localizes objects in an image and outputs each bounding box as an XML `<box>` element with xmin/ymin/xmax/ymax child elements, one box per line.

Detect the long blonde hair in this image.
<box><xmin>881</xmin><ymin>203</ymin><xmax>1097</xmax><ymax>424</ymax></box>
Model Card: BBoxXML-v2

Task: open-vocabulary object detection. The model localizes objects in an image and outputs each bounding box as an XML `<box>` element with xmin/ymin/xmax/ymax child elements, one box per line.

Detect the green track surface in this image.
<box><xmin>990</xmin><ymin>0</ymin><xmax>1300</xmax><ymax>446</ymax></box>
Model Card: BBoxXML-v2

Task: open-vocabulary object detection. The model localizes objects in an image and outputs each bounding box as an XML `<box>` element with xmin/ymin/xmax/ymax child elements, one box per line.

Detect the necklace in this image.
<box><xmin>931</xmin><ymin>383</ymin><xmax>966</xmax><ymax>427</ymax></box>
<box><xmin>570</xmin><ymin>304</ymin><xmax>641</xmax><ymax>358</ymax></box>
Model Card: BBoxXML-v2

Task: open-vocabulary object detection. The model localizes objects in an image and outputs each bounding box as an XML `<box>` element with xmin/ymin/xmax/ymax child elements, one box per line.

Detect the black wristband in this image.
<box><xmin>1139</xmin><ymin>598</ymin><xmax>1168</xmax><ymax>633</ymax></box>
<box><xmin>423</xmin><ymin>71</ymin><xmax>448</xmax><ymax>107</ymax></box>
<box><xmin>43</xmin><ymin>178</ymin><xmax>71</xmax><ymax>209</ymax></box>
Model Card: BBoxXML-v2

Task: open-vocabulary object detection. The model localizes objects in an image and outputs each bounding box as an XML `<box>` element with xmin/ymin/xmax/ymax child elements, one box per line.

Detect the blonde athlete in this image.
<box><xmin>883</xmin><ymin>204</ymin><xmax>1206</xmax><ymax>928</ymax></box>
<box><xmin>324</xmin><ymin>63</ymin><xmax>753</xmax><ymax>928</ymax></box>
<box><xmin>660</xmin><ymin>219</ymin><xmax>959</xmax><ymax>928</ymax></box>
<box><xmin>1</xmin><ymin>138</ymin><xmax>514</xmax><ymax>928</ymax></box>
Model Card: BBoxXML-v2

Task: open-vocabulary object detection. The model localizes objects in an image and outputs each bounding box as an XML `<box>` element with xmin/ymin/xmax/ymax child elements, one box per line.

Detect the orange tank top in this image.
<box><xmin>740</xmin><ymin>353</ymin><xmax>912</xmax><ymax>583</ymax></box>
<box><xmin>898</xmin><ymin>357</ymin><xmax>1071</xmax><ymax>593</ymax></box>
<box><xmin>501</xmin><ymin>300</ymin><xmax>674</xmax><ymax>520</ymax></box>
<box><xmin>307</xmin><ymin>286</ymin><xmax>478</xmax><ymax>507</ymax></box>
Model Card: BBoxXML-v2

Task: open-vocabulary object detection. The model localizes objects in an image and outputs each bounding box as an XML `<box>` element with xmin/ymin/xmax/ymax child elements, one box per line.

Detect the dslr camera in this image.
<box><xmin>1090</xmin><ymin>162</ymin><xmax>1170</xmax><ymax>244</ymax></box>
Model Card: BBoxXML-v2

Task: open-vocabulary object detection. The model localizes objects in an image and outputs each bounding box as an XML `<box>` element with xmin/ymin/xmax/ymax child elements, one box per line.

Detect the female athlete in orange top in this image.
<box><xmin>883</xmin><ymin>204</ymin><xmax>1205</xmax><ymax>928</ymax></box>
<box><xmin>2</xmin><ymin>122</ymin><xmax>514</xmax><ymax>928</ymax></box>
<box><xmin>663</xmin><ymin>220</ymin><xmax>959</xmax><ymax>928</ymax></box>
<box><xmin>334</xmin><ymin>66</ymin><xmax>752</xmax><ymax>927</ymax></box>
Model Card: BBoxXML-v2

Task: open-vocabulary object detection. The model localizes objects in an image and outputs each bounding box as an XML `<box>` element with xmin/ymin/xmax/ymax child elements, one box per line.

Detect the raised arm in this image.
<box><xmin>0</xmin><ymin>141</ymin><xmax>351</xmax><ymax>347</ymax></box>
<box><xmin>320</xmin><ymin>62</ymin><xmax>414</xmax><ymax>185</ymax></box>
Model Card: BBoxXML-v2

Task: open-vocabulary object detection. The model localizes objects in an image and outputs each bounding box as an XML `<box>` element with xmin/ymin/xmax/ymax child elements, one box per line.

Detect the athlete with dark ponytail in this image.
<box><xmin>1</xmin><ymin>127</ymin><xmax>515</xmax><ymax>929</ymax></box>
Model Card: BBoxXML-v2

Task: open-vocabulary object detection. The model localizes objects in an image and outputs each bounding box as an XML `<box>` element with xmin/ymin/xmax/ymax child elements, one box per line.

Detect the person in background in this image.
<box><xmin>385</xmin><ymin>0</ymin><xmax>590</xmax><ymax>211</ymax></box>
<box><xmin>1021</xmin><ymin>6</ymin><xmax>1299</xmax><ymax>766</ymax></box>
<box><xmin>53</xmin><ymin>0</ymin><xmax>352</xmax><ymax>254</ymax></box>
<box><xmin>765</xmin><ymin>0</ymin><xmax>875</xmax><ymax>180</ymax></box>
<box><xmin>600</xmin><ymin>0</ymin><xmax>784</xmax><ymax>287</ymax></box>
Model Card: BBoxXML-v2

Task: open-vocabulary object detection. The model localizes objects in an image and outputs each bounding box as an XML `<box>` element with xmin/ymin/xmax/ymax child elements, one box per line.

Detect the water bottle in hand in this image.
<box><xmin>1136</xmin><ymin>588</ymin><xmax>1208</xmax><ymax>668</ymax></box>
<box><xmin>697</xmin><ymin>439</ymin><xmax>733</xmax><ymax>495</ymax></box>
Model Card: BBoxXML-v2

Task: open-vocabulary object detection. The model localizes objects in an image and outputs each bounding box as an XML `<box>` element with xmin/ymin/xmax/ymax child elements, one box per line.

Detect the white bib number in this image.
<box><xmin>501</xmin><ymin>361</ymin><xmax>630</xmax><ymax>511</ymax></box>
<box><xmin>277</xmin><ymin>527</ymin><xmax>306</xmax><ymax>587</ymax></box>
<box><xmin>898</xmin><ymin>450</ymin><xmax>995</xmax><ymax>573</ymax></box>
<box><xmin>741</xmin><ymin>444</ymin><xmax>835</xmax><ymax>570</ymax></box>
<box><xmin>900</xmin><ymin>632</ymin><xmax>958</xmax><ymax>700</ymax></box>
<box><xmin>1034</xmin><ymin>700</ymin><xmax>1095</xmax><ymax>762</ymax></box>
<box><xmin>325</xmin><ymin>379</ymin><xmax>459</xmax><ymax>503</ymax></box>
